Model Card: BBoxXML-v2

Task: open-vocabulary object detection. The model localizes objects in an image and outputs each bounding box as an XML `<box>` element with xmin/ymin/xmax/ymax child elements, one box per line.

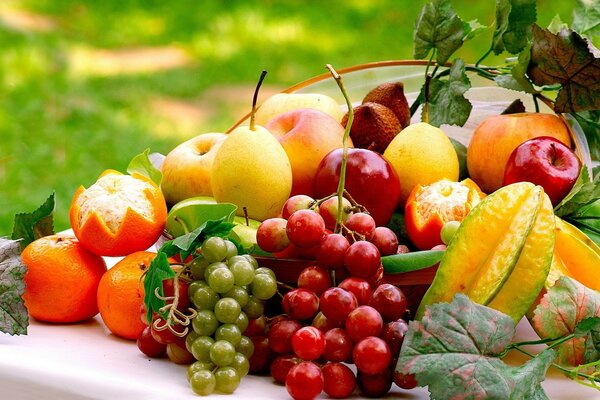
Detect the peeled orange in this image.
<box><xmin>69</xmin><ymin>169</ymin><xmax>167</xmax><ymax>257</ymax></box>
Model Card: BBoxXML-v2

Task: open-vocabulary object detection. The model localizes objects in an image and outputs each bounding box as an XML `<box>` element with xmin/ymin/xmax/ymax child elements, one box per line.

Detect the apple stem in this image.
<box><xmin>326</xmin><ymin>64</ymin><xmax>353</xmax><ymax>234</ymax></box>
<box><xmin>250</xmin><ymin>70</ymin><xmax>268</xmax><ymax>131</ymax></box>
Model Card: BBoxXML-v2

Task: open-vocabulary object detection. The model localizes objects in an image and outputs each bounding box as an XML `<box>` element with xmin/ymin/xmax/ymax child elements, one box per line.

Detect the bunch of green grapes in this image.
<box><xmin>184</xmin><ymin>236</ymin><xmax>277</xmax><ymax>396</ymax></box>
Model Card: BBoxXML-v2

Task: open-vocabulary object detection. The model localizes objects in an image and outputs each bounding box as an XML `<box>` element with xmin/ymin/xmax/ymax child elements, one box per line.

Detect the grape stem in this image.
<box><xmin>152</xmin><ymin>267</ymin><xmax>197</xmax><ymax>337</ymax></box>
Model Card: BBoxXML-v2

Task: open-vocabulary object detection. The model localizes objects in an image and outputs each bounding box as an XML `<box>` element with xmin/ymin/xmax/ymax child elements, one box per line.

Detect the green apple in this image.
<box><xmin>161</xmin><ymin>133</ymin><xmax>227</xmax><ymax>205</ymax></box>
<box><xmin>254</xmin><ymin>93</ymin><xmax>343</xmax><ymax>125</ymax></box>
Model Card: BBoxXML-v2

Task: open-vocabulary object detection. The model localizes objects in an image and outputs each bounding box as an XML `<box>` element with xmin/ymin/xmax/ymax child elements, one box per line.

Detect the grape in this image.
<box><xmin>242</xmin><ymin>296</ymin><xmax>265</xmax><ymax>319</ymax></box>
<box><xmin>254</xmin><ymin>267</ymin><xmax>276</xmax><ymax>280</ymax></box>
<box><xmin>244</xmin><ymin>316</ymin><xmax>266</xmax><ymax>337</ymax></box>
<box><xmin>338</xmin><ymin>277</ymin><xmax>372</xmax><ymax>305</ymax></box>
<box><xmin>230</xmin><ymin>352</ymin><xmax>250</xmax><ymax>377</ymax></box>
<box><xmin>214</xmin><ymin>366</ymin><xmax>240</xmax><ymax>394</ymax></box>
<box><xmin>187</xmin><ymin>360</ymin><xmax>215</xmax><ymax>382</ymax></box>
<box><xmin>381</xmin><ymin>319</ymin><xmax>409</xmax><ymax>358</ymax></box>
<box><xmin>242</xmin><ymin>254</ymin><xmax>259</xmax><ymax>269</ymax></box>
<box><xmin>228</xmin><ymin>259</ymin><xmax>255</xmax><ymax>286</ymax></box>
<box><xmin>345</xmin><ymin>212</ymin><xmax>376</xmax><ymax>241</ymax></box>
<box><xmin>210</xmin><ymin>340</ymin><xmax>236</xmax><ymax>367</ymax></box>
<box><xmin>311</xmin><ymin>311</ymin><xmax>342</xmax><ymax>333</ymax></box>
<box><xmin>202</xmin><ymin>236</ymin><xmax>228</xmax><ymax>262</ymax></box>
<box><xmin>297</xmin><ymin>266</ymin><xmax>331</xmax><ymax>296</ymax></box>
<box><xmin>236</xmin><ymin>335</ymin><xmax>255</xmax><ymax>358</ymax></box>
<box><xmin>282</xmin><ymin>194</ymin><xmax>315</xmax><ymax>219</ymax></box>
<box><xmin>393</xmin><ymin>371</ymin><xmax>418</xmax><ymax>390</ymax></box>
<box><xmin>285</xmin><ymin>361</ymin><xmax>324</xmax><ymax>400</ymax></box>
<box><xmin>250</xmin><ymin>273</ymin><xmax>277</xmax><ymax>300</ymax></box>
<box><xmin>248</xmin><ymin>336</ymin><xmax>272</xmax><ymax>374</ymax></box>
<box><xmin>286</xmin><ymin>209</ymin><xmax>326</xmax><ymax>248</ymax></box>
<box><xmin>291</xmin><ymin>326</ymin><xmax>326</xmax><ymax>361</ymax></box>
<box><xmin>316</xmin><ymin>233</ymin><xmax>350</xmax><ymax>269</ymax></box>
<box><xmin>214</xmin><ymin>298</ymin><xmax>242</xmax><ymax>324</ymax></box>
<box><xmin>257</xmin><ymin>218</ymin><xmax>290</xmax><ymax>253</ymax></box>
<box><xmin>282</xmin><ymin>288</ymin><xmax>319</xmax><ymax>321</ymax></box>
<box><xmin>207</xmin><ymin>267</ymin><xmax>235</xmax><ymax>294</ymax></box>
<box><xmin>167</xmin><ymin>340</ymin><xmax>195</xmax><ymax>365</ymax></box>
<box><xmin>192</xmin><ymin>309</ymin><xmax>219</xmax><ymax>336</ymax></box>
<box><xmin>224</xmin><ymin>285</ymin><xmax>249</xmax><ymax>308</ymax></box>
<box><xmin>268</xmin><ymin>318</ymin><xmax>302</xmax><ymax>354</ymax></box>
<box><xmin>318</xmin><ymin>196</ymin><xmax>352</xmax><ymax>230</ymax></box>
<box><xmin>353</xmin><ymin>336</ymin><xmax>392</xmax><ymax>375</ymax></box>
<box><xmin>319</xmin><ymin>287</ymin><xmax>358</xmax><ymax>323</ymax></box>
<box><xmin>234</xmin><ymin>311</ymin><xmax>249</xmax><ymax>333</ymax></box>
<box><xmin>224</xmin><ymin>239</ymin><xmax>238</xmax><ymax>259</ymax></box>
<box><xmin>189</xmin><ymin>256</ymin><xmax>210</xmax><ymax>280</ymax></box>
<box><xmin>190</xmin><ymin>336</ymin><xmax>215</xmax><ymax>363</ymax></box>
<box><xmin>163</xmin><ymin>277</ymin><xmax>190</xmax><ymax>310</ymax></box>
<box><xmin>369</xmin><ymin>284</ymin><xmax>408</xmax><ymax>322</ymax></box>
<box><xmin>322</xmin><ymin>362</ymin><xmax>356</xmax><ymax>398</ymax></box>
<box><xmin>357</xmin><ymin>367</ymin><xmax>393</xmax><ymax>397</ymax></box>
<box><xmin>185</xmin><ymin>330</ymin><xmax>199</xmax><ymax>353</ymax></box>
<box><xmin>137</xmin><ymin>326</ymin><xmax>166</xmax><ymax>358</ymax></box>
<box><xmin>441</xmin><ymin>220</ymin><xmax>461</xmax><ymax>245</ymax></box>
<box><xmin>190</xmin><ymin>284</ymin><xmax>220</xmax><ymax>311</ymax></box>
<box><xmin>190</xmin><ymin>370</ymin><xmax>216</xmax><ymax>396</ymax></box>
<box><xmin>203</xmin><ymin>261</ymin><xmax>228</xmax><ymax>282</ymax></box>
<box><xmin>345</xmin><ymin>305</ymin><xmax>384</xmax><ymax>342</ymax></box>
<box><xmin>270</xmin><ymin>354</ymin><xmax>301</xmax><ymax>384</ymax></box>
<box><xmin>344</xmin><ymin>241</ymin><xmax>381</xmax><ymax>279</ymax></box>
<box><xmin>323</xmin><ymin>327</ymin><xmax>353</xmax><ymax>363</ymax></box>
<box><xmin>215</xmin><ymin>323</ymin><xmax>242</xmax><ymax>347</ymax></box>
<box><xmin>370</xmin><ymin>227</ymin><xmax>399</xmax><ymax>256</ymax></box>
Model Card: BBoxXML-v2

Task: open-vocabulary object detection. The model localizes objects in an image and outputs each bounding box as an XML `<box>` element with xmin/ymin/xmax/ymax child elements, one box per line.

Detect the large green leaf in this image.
<box><xmin>0</xmin><ymin>238</ymin><xmax>28</xmax><ymax>335</ymax></box>
<box><xmin>492</xmin><ymin>0</ymin><xmax>537</xmax><ymax>55</ymax></box>
<box><xmin>11</xmin><ymin>192</ymin><xmax>55</xmax><ymax>251</ymax></box>
<box><xmin>427</xmin><ymin>58</ymin><xmax>472</xmax><ymax>127</ymax></box>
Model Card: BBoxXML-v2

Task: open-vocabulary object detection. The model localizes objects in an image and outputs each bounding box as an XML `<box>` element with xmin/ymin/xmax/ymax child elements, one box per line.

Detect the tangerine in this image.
<box><xmin>22</xmin><ymin>234</ymin><xmax>107</xmax><ymax>323</ymax></box>
<box><xmin>69</xmin><ymin>169</ymin><xmax>167</xmax><ymax>257</ymax></box>
<box><xmin>97</xmin><ymin>251</ymin><xmax>155</xmax><ymax>340</ymax></box>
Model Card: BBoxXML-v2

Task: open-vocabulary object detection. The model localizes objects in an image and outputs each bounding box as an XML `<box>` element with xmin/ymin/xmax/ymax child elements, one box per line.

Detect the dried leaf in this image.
<box><xmin>0</xmin><ymin>238</ymin><xmax>28</xmax><ymax>335</ymax></box>
<box><xmin>11</xmin><ymin>192</ymin><xmax>55</xmax><ymax>251</ymax></box>
<box><xmin>427</xmin><ymin>58</ymin><xmax>472</xmax><ymax>127</ymax></box>
<box><xmin>399</xmin><ymin>294</ymin><xmax>554</xmax><ymax>399</ymax></box>
<box><xmin>501</xmin><ymin>99</ymin><xmax>526</xmax><ymax>115</ymax></box>
<box><xmin>492</xmin><ymin>0</ymin><xmax>537</xmax><ymax>55</ymax></box>
<box><xmin>413</xmin><ymin>0</ymin><xmax>469</xmax><ymax>65</ymax></box>
<box><xmin>532</xmin><ymin>277</ymin><xmax>600</xmax><ymax>366</ymax></box>
<box><xmin>527</xmin><ymin>25</ymin><xmax>600</xmax><ymax>113</ymax></box>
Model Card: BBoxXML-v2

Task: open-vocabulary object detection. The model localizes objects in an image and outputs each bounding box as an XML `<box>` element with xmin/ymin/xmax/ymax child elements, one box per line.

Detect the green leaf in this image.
<box><xmin>382</xmin><ymin>250</ymin><xmax>444</xmax><ymax>274</ymax></box>
<box><xmin>427</xmin><ymin>58</ymin><xmax>472</xmax><ymax>127</ymax></box>
<box><xmin>532</xmin><ymin>277</ymin><xmax>600</xmax><ymax>366</ymax></box>
<box><xmin>495</xmin><ymin>44</ymin><xmax>539</xmax><ymax>94</ymax></box>
<box><xmin>573</xmin><ymin>0</ymin><xmax>600</xmax><ymax>45</ymax></box>
<box><xmin>398</xmin><ymin>294</ymin><xmax>554</xmax><ymax>399</ymax></box>
<box><xmin>464</xmin><ymin>19</ymin><xmax>488</xmax><ymax>41</ymax></box>
<box><xmin>492</xmin><ymin>0</ymin><xmax>537</xmax><ymax>55</ymax></box>
<box><xmin>166</xmin><ymin>201</ymin><xmax>238</xmax><ymax>238</ymax></box>
<box><xmin>413</xmin><ymin>0</ymin><xmax>469</xmax><ymax>65</ymax></box>
<box><xmin>554</xmin><ymin>166</ymin><xmax>600</xmax><ymax>217</ymax></box>
<box><xmin>163</xmin><ymin>217</ymin><xmax>236</xmax><ymax>261</ymax></box>
<box><xmin>11</xmin><ymin>192</ymin><xmax>55</xmax><ymax>251</ymax></box>
<box><xmin>0</xmin><ymin>238</ymin><xmax>28</xmax><ymax>335</ymax></box>
<box><xmin>143</xmin><ymin>252</ymin><xmax>175</xmax><ymax>323</ymax></box>
<box><xmin>127</xmin><ymin>148</ymin><xmax>163</xmax><ymax>186</ymax></box>
<box><xmin>527</xmin><ymin>25</ymin><xmax>600</xmax><ymax>113</ymax></box>
<box><xmin>548</xmin><ymin>14</ymin><xmax>569</xmax><ymax>34</ymax></box>
<box><xmin>573</xmin><ymin>110</ymin><xmax>600</xmax><ymax>160</ymax></box>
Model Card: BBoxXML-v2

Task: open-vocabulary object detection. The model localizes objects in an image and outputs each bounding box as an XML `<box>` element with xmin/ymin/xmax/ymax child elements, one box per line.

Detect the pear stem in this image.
<box><xmin>250</xmin><ymin>70</ymin><xmax>268</xmax><ymax>131</ymax></box>
<box><xmin>326</xmin><ymin>64</ymin><xmax>353</xmax><ymax>234</ymax></box>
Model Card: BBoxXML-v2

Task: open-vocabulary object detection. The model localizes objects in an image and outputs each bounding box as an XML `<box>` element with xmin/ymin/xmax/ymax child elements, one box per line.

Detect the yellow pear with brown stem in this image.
<box><xmin>211</xmin><ymin>71</ymin><xmax>293</xmax><ymax>221</ymax></box>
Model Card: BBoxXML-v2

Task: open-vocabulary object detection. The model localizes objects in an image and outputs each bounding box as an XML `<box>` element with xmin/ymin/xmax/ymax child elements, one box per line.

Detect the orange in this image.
<box><xmin>22</xmin><ymin>234</ymin><xmax>107</xmax><ymax>323</ymax></box>
<box><xmin>69</xmin><ymin>169</ymin><xmax>167</xmax><ymax>257</ymax></box>
<box><xmin>97</xmin><ymin>251</ymin><xmax>155</xmax><ymax>340</ymax></box>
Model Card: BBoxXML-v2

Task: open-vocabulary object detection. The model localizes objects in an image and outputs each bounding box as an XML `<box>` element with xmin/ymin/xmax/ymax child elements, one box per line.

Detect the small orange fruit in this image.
<box><xmin>97</xmin><ymin>251</ymin><xmax>155</xmax><ymax>340</ymax></box>
<box><xmin>22</xmin><ymin>234</ymin><xmax>107</xmax><ymax>323</ymax></box>
<box><xmin>69</xmin><ymin>169</ymin><xmax>167</xmax><ymax>257</ymax></box>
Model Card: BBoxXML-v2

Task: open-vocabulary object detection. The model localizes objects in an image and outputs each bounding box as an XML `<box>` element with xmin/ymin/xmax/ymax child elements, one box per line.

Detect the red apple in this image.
<box><xmin>503</xmin><ymin>136</ymin><xmax>581</xmax><ymax>206</ymax></box>
<box><xmin>266</xmin><ymin>108</ymin><xmax>351</xmax><ymax>197</ymax></box>
<box><xmin>313</xmin><ymin>148</ymin><xmax>401</xmax><ymax>226</ymax></box>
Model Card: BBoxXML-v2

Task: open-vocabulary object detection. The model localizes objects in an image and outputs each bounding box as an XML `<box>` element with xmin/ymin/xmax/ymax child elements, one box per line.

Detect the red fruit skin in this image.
<box><xmin>292</xmin><ymin>326</ymin><xmax>326</xmax><ymax>361</ymax></box>
<box><xmin>324</xmin><ymin>328</ymin><xmax>354</xmax><ymax>363</ymax></box>
<box><xmin>322</xmin><ymin>362</ymin><xmax>357</xmax><ymax>398</ymax></box>
<box><xmin>381</xmin><ymin>319</ymin><xmax>409</xmax><ymax>357</ymax></box>
<box><xmin>282</xmin><ymin>288</ymin><xmax>320</xmax><ymax>321</ymax></box>
<box><xmin>503</xmin><ymin>136</ymin><xmax>581</xmax><ymax>207</ymax></box>
<box><xmin>269</xmin><ymin>319</ymin><xmax>303</xmax><ymax>354</ymax></box>
<box><xmin>344</xmin><ymin>241</ymin><xmax>381</xmax><ymax>279</ymax></box>
<box><xmin>297</xmin><ymin>266</ymin><xmax>332</xmax><ymax>296</ymax></box>
<box><xmin>270</xmin><ymin>354</ymin><xmax>302</xmax><ymax>384</ymax></box>
<box><xmin>369</xmin><ymin>283</ymin><xmax>408</xmax><ymax>322</ymax></box>
<box><xmin>357</xmin><ymin>367</ymin><xmax>393</xmax><ymax>397</ymax></box>
<box><xmin>338</xmin><ymin>277</ymin><xmax>372</xmax><ymax>305</ymax></box>
<box><xmin>345</xmin><ymin>305</ymin><xmax>384</xmax><ymax>342</ymax></box>
<box><xmin>311</xmin><ymin>312</ymin><xmax>343</xmax><ymax>333</ymax></box>
<box><xmin>353</xmin><ymin>336</ymin><xmax>392</xmax><ymax>375</ymax></box>
<box><xmin>316</xmin><ymin>234</ymin><xmax>350</xmax><ymax>270</ymax></box>
<box><xmin>320</xmin><ymin>288</ymin><xmax>358</xmax><ymax>323</ymax></box>
<box><xmin>393</xmin><ymin>371</ymin><xmax>418</xmax><ymax>390</ymax></box>
<box><xmin>248</xmin><ymin>336</ymin><xmax>273</xmax><ymax>374</ymax></box>
<box><xmin>257</xmin><ymin>218</ymin><xmax>290</xmax><ymax>253</ymax></box>
<box><xmin>370</xmin><ymin>227</ymin><xmax>399</xmax><ymax>256</ymax></box>
<box><xmin>286</xmin><ymin>210</ymin><xmax>326</xmax><ymax>249</ymax></box>
<box><xmin>314</xmin><ymin>148</ymin><xmax>401</xmax><ymax>226</ymax></box>
<box><xmin>285</xmin><ymin>361</ymin><xmax>324</xmax><ymax>400</ymax></box>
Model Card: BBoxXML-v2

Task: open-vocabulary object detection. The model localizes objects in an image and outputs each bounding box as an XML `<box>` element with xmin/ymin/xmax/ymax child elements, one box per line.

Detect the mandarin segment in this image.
<box><xmin>22</xmin><ymin>234</ymin><xmax>107</xmax><ymax>323</ymax></box>
<box><xmin>69</xmin><ymin>170</ymin><xmax>167</xmax><ymax>257</ymax></box>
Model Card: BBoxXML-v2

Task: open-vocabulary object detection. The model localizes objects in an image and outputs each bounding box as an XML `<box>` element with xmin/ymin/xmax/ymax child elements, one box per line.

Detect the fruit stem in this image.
<box><xmin>326</xmin><ymin>64</ymin><xmax>353</xmax><ymax>234</ymax></box>
<box><xmin>423</xmin><ymin>72</ymin><xmax>432</xmax><ymax>124</ymax></box>
<box><xmin>250</xmin><ymin>70</ymin><xmax>268</xmax><ymax>131</ymax></box>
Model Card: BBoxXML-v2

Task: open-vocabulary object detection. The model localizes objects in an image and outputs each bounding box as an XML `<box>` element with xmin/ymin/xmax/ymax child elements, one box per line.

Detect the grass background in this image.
<box><xmin>0</xmin><ymin>0</ymin><xmax>576</xmax><ymax>235</ymax></box>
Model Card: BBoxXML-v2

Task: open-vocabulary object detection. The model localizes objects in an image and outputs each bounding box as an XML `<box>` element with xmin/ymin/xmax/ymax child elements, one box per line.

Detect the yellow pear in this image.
<box><xmin>211</xmin><ymin>124</ymin><xmax>292</xmax><ymax>221</ymax></box>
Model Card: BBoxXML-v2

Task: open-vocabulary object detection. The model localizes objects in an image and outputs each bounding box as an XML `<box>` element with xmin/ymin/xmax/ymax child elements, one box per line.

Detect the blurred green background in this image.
<box><xmin>0</xmin><ymin>0</ymin><xmax>576</xmax><ymax>235</ymax></box>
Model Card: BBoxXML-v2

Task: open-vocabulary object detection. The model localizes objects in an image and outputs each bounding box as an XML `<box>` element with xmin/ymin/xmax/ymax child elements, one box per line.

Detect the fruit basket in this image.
<box><xmin>230</xmin><ymin>60</ymin><xmax>593</xmax><ymax>290</ymax></box>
